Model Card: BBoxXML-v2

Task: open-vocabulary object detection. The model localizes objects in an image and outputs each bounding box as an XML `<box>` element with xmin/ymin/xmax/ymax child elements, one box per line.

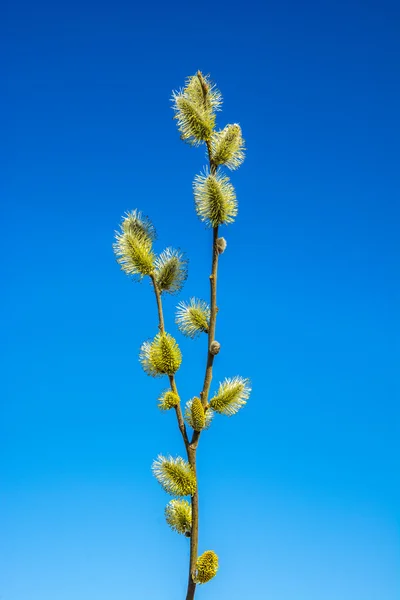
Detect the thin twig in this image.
<box><xmin>150</xmin><ymin>273</ymin><xmax>189</xmax><ymax>448</ymax></box>
<box><xmin>150</xmin><ymin>273</ymin><xmax>165</xmax><ymax>333</ymax></box>
<box><xmin>199</xmin><ymin>224</ymin><xmax>219</xmax><ymax>408</ymax></box>
<box><xmin>169</xmin><ymin>375</ymin><xmax>189</xmax><ymax>447</ymax></box>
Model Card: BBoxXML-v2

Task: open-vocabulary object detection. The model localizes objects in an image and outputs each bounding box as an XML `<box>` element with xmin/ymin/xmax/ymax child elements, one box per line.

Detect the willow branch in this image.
<box><xmin>185</xmin><ymin>137</ymin><xmax>220</xmax><ymax>600</ymax></box>
<box><xmin>169</xmin><ymin>375</ymin><xmax>189</xmax><ymax>448</ymax></box>
<box><xmin>150</xmin><ymin>273</ymin><xmax>193</xmax><ymax>597</ymax></box>
<box><xmin>150</xmin><ymin>273</ymin><xmax>189</xmax><ymax>448</ymax></box>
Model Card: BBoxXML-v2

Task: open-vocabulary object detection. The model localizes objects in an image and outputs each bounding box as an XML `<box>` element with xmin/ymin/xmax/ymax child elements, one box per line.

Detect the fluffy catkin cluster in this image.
<box><xmin>172</xmin><ymin>72</ymin><xmax>221</xmax><ymax>146</ymax></box>
<box><xmin>172</xmin><ymin>71</ymin><xmax>245</xmax><ymax>230</ymax></box>
<box><xmin>194</xmin><ymin>551</ymin><xmax>219</xmax><ymax>584</ymax></box>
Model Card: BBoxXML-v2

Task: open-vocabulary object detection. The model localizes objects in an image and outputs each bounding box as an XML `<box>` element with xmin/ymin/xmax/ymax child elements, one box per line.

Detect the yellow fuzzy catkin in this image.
<box><xmin>211</xmin><ymin>123</ymin><xmax>245</xmax><ymax>170</ymax></box>
<box><xmin>165</xmin><ymin>499</ymin><xmax>192</xmax><ymax>535</ymax></box>
<box><xmin>139</xmin><ymin>333</ymin><xmax>182</xmax><ymax>377</ymax></box>
<box><xmin>121</xmin><ymin>209</ymin><xmax>156</xmax><ymax>243</ymax></box>
<box><xmin>113</xmin><ymin>210</ymin><xmax>156</xmax><ymax>279</ymax></box>
<box><xmin>154</xmin><ymin>248</ymin><xmax>188</xmax><ymax>294</ymax></box>
<box><xmin>176</xmin><ymin>298</ymin><xmax>210</xmax><ymax>338</ymax></box>
<box><xmin>190</xmin><ymin>397</ymin><xmax>205</xmax><ymax>431</ymax></box>
<box><xmin>171</xmin><ymin>72</ymin><xmax>221</xmax><ymax>146</ymax></box>
<box><xmin>152</xmin><ymin>455</ymin><xmax>197</xmax><ymax>496</ymax></box>
<box><xmin>209</xmin><ymin>376</ymin><xmax>251</xmax><ymax>416</ymax></box>
<box><xmin>184</xmin><ymin>72</ymin><xmax>222</xmax><ymax>114</ymax></box>
<box><xmin>173</xmin><ymin>96</ymin><xmax>214</xmax><ymax>145</ymax></box>
<box><xmin>193</xmin><ymin>171</ymin><xmax>237</xmax><ymax>227</ymax></box>
<box><xmin>158</xmin><ymin>390</ymin><xmax>180</xmax><ymax>411</ymax></box>
<box><xmin>184</xmin><ymin>399</ymin><xmax>214</xmax><ymax>430</ymax></box>
<box><xmin>194</xmin><ymin>551</ymin><xmax>219</xmax><ymax>584</ymax></box>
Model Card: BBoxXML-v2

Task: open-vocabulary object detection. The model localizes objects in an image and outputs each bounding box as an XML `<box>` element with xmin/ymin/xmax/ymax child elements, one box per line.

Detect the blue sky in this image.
<box><xmin>2</xmin><ymin>0</ymin><xmax>399</xmax><ymax>598</ymax></box>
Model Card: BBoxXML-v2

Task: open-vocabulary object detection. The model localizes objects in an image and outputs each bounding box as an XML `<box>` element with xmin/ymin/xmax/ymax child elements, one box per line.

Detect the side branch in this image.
<box><xmin>169</xmin><ymin>375</ymin><xmax>189</xmax><ymax>448</ymax></box>
<box><xmin>150</xmin><ymin>274</ymin><xmax>189</xmax><ymax>448</ymax></box>
<box><xmin>151</xmin><ymin>272</ymin><xmax>192</xmax><ymax>593</ymax></box>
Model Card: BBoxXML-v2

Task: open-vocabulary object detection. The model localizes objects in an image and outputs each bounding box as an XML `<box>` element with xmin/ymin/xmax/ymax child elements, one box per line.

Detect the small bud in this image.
<box><xmin>216</xmin><ymin>237</ymin><xmax>227</xmax><ymax>254</ymax></box>
<box><xmin>210</xmin><ymin>340</ymin><xmax>221</xmax><ymax>355</ymax></box>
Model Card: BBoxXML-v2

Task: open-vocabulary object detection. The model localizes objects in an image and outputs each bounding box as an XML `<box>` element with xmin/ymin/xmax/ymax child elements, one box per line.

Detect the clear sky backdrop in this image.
<box><xmin>2</xmin><ymin>0</ymin><xmax>399</xmax><ymax>599</ymax></box>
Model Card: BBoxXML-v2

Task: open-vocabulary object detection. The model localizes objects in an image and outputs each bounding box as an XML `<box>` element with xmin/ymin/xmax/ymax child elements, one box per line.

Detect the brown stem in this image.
<box><xmin>150</xmin><ymin>273</ymin><xmax>189</xmax><ymax>449</ymax></box>
<box><xmin>185</xmin><ymin>446</ymin><xmax>198</xmax><ymax>600</ymax></box>
<box><xmin>185</xmin><ymin>136</ymin><xmax>220</xmax><ymax>600</ymax></box>
<box><xmin>199</xmin><ymin>225</ymin><xmax>219</xmax><ymax>407</ymax></box>
<box><xmin>150</xmin><ymin>273</ymin><xmax>165</xmax><ymax>333</ymax></box>
<box><xmin>169</xmin><ymin>375</ymin><xmax>189</xmax><ymax>447</ymax></box>
<box><xmin>151</xmin><ymin>270</ymin><xmax>200</xmax><ymax>600</ymax></box>
<box><xmin>197</xmin><ymin>141</ymin><xmax>219</xmax><ymax>411</ymax></box>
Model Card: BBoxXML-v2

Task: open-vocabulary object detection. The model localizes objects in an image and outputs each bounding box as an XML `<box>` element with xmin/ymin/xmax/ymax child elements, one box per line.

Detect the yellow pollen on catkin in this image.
<box><xmin>194</xmin><ymin>551</ymin><xmax>219</xmax><ymax>584</ymax></box>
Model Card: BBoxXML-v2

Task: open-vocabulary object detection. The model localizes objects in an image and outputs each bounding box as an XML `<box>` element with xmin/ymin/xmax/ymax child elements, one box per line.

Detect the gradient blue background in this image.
<box><xmin>2</xmin><ymin>0</ymin><xmax>399</xmax><ymax>598</ymax></box>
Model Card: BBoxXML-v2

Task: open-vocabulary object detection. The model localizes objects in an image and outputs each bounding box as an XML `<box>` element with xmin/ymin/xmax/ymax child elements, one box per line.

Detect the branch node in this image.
<box><xmin>210</xmin><ymin>340</ymin><xmax>221</xmax><ymax>355</ymax></box>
